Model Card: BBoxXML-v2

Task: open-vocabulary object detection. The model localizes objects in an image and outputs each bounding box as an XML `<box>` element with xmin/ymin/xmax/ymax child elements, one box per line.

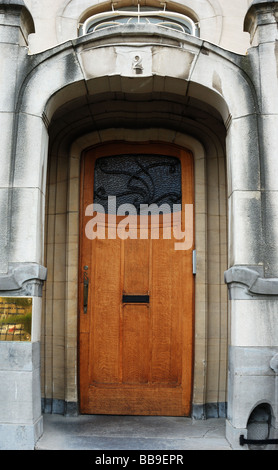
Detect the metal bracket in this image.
<box><xmin>83</xmin><ymin>266</ymin><xmax>89</xmax><ymax>314</ymax></box>
<box><xmin>239</xmin><ymin>435</ymin><xmax>278</xmax><ymax>446</ymax></box>
<box><xmin>192</xmin><ymin>250</ymin><xmax>196</xmax><ymax>275</ymax></box>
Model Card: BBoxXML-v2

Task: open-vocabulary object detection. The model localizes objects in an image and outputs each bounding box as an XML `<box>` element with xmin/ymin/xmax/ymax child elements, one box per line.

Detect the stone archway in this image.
<box><xmin>42</xmin><ymin>79</ymin><xmax>228</xmax><ymax>416</ymax></box>
<box><xmin>3</xmin><ymin>0</ymin><xmax>278</xmax><ymax>452</ymax></box>
<box><xmin>2</xmin><ymin>20</ymin><xmax>263</xmax><ymax>446</ymax></box>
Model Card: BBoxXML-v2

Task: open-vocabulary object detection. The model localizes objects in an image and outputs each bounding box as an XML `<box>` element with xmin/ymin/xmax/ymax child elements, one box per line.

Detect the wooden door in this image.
<box><xmin>79</xmin><ymin>143</ymin><xmax>194</xmax><ymax>416</ymax></box>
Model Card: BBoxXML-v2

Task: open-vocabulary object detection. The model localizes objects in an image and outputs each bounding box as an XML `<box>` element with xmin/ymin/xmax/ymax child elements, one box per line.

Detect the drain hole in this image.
<box><xmin>247</xmin><ymin>404</ymin><xmax>272</xmax><ymax>450</ymax></box>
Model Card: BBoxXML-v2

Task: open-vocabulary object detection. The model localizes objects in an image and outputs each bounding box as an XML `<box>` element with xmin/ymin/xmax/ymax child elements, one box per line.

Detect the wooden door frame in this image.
<box><xmin>78</xmin><ymin>141</ymin><xmax>195</xmax><ymax>415</ymax></box>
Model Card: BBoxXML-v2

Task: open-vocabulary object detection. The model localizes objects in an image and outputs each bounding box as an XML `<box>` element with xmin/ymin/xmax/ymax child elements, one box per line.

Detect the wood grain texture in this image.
<box><xmin>79</xmin><ymin>142</ymin><xmax>194</xmax><ymax>416</ymax></box>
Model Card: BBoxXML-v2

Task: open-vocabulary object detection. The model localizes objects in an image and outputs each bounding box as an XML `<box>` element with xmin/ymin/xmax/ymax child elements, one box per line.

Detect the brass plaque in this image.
<box><xmin>0</xmin><ymin>297</ymin><xmax>32</xmax><ymax>342</ymax></box>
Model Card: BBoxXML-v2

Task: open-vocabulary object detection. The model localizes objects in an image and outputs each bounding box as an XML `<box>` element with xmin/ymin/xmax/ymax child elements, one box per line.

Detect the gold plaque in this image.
<box><xmin>0</xmin><ymin>297</ymin><xmax>32</xmax><ymax>342</ymax></box>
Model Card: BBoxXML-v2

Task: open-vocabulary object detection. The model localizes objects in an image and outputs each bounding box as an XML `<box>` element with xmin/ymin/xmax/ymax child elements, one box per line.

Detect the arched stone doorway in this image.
<box><xmin>42</xmin><ymin>79</ymin><xmax>228</xmax><ymax>417</ymax></box>
<box><xmin>2</xmin><ymin>0</ymin><xmax>278</xmax><ymax>451</ymax></box>
<box><xmin>1</xmin><ymin>18</ymin><xmax>263</xmax><ymax>447</ymax></box>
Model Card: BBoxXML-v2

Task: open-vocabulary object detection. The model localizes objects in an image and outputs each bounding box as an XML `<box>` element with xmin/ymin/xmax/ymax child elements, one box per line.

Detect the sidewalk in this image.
<box><xmin>35</xmin><ymin>414</ymin><xmax>233</xmax><ymax>451</ymax></box>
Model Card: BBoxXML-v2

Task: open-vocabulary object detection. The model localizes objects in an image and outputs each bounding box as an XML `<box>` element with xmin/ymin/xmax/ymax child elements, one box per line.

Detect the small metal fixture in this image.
<box><xmin>83</xmin><ymin>267</ymin><xmax>89</xmax><ymax>313</ymax></box>
<box><xmin>192</xmin><ymin>250</ymin><xmax>196</xmax><ymax>275</ymax></box>
<box><xmin>239</xmin><ymin>435</ymin><xmax>278</xmax><ymax>446</ymax></box>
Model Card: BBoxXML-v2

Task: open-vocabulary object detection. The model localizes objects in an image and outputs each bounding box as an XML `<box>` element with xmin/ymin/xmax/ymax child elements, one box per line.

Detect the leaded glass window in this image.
<box><xmin>79</xmin><ymin>6</ymin><xmax>199</xmax><ymax>38</ymax></box>
<box><xmin>93</xmin><ymin>154</ymin><xmax>182</xmax><ymax>214</ymax></box>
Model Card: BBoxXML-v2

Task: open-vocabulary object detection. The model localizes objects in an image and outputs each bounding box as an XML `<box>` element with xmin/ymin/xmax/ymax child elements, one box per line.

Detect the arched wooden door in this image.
<box><xmin>79</xmin><ymin>142</ymin><xmax>194</xmax><ymax>416</ymax></box>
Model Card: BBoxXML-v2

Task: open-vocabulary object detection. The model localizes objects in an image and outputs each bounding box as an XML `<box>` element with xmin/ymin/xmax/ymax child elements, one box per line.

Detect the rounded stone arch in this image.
<box><xmin>11</xmin><ymin>29</ymin><xmax>261</xmax><ymax>271</ymax></box>
<box><xmin>16</xmin><ymin>28</ymin><xmax>257</xmax><ymax>128</ymax></box>
<box><xmin>15</xmin><ymin>26</ymin><xmax>256</xmax><ymax>129</ymax></box>
<box><xmin>56</xmin><ymin>0</ymin><xmax>223</xmax><ymax>45</ymax></box>
<box><xmin>10</xmin><ymin>30</ymin><xmax>262</xmax><ymax>415</ymax></box>
<box><xmin>35</xmin><ymin>47</ymin><xmax>231</xmax><ymax>413</ymax></box>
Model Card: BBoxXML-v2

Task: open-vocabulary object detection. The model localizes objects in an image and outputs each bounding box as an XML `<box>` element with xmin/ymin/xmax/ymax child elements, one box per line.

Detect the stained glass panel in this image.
<box><xmin>93</xmin><ymin>154</ymin><xmax>182</xmax><ymax>214</ymax></box>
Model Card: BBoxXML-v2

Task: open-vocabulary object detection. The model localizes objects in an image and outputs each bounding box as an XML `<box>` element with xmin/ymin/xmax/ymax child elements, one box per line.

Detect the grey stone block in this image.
<box><xmin>225</xmin><ymin>265</ymin><xmax>278</xmax><ymax>298</ymax></box>
<box><xmin>229</xmin><ymin>346</ymin><xmax>278</xmax><ymax>377</ymax></box>
<box><xmin>0</xmin><ymin>0</ymin><xmax>35</xmax><ymax>41</ymax></box>
<box><xmin>0</xmin><ymin>416</ymin><xmax>43</xmax><ymax>450</ymax></box>
<box><xmin>270</xmin><ymin>353</ymin><xmax>278</xmax><ymax>373</ymax></box>
<box><xmin>0</xmin><ymin>342</ymin><xmax>42</xmax><ymax>439</ymax></box>
<box><xmin>0</xmin><ymin>341</ymin><xmax>40</xmax><ymax>371</ymax></box>
<box><xmin>228</xmin><ymin>346</ymin><xmax>277</xmax><ymax>429</ymax></box>
<box><xmin>0</xmin><ymin>263</ymin><xmax>47</xmax><ymax>296</ymax></box>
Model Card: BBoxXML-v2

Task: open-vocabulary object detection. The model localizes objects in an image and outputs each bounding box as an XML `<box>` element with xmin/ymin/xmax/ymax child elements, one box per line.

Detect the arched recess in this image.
<box><xmin>42</xmin><ymin>81</ymin><xmax>228</xmax><ymax>416</ymax></box>
<box><xmin>11</xmin><ymin>29</ymin><xmax>261</xmax><ymax>416</ymax></box>
<box><xmin>246</xmin><ymin>402</ymin><xmax>275</xmax><ymax>450</ymax></box>
<box><xmin>56</xmin><ymin>0</ymin><xmax>223</xmax><ymax>45</ymax></box>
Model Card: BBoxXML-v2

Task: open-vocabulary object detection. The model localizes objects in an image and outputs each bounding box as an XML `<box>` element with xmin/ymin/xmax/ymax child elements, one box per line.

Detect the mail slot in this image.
<box><xmin>122</xmin><ymin>294</ymin><xmax>150</xmax><ymax>304</ymax></box>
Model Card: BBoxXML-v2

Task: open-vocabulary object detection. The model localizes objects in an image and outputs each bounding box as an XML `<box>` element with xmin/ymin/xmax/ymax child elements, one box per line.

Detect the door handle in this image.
<box><xmin>83</xmin><ymin>267</ymin><xmax>89</xmax><ymax>314</ymax></box>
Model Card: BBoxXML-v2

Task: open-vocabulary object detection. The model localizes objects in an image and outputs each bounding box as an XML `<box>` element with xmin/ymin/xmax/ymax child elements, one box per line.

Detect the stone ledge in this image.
<box><xmin>225</xmin><ymin>266</ymin><xmax>278</xmax><ymax>299</ymax></box>
<box><xmin>270</xmin><ymin>353</ymin><xmax>278</xmax><ymax>373</ymax></box>
<box><xmin>0</xmin><ymin>416</ymin><xmax>43</xmax><ymax>450</ymax></box>
<box><xmin>0</xmin><ymin>263</ymin><xmax>47</xmax><ymax>296</ymax></box>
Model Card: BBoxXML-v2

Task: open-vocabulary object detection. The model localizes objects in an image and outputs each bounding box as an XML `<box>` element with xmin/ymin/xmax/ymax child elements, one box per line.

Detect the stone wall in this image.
<box><xmin>0</xmin><ymin>0</ymin><xmax>278</xmax><ymax>450</ymax></box>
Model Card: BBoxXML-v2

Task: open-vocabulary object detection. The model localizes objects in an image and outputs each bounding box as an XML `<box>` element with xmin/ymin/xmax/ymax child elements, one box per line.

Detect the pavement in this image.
<box><xmin>35</xmin><ymin>414</ymin><xmax>233</xmax><ymax>451</ymax></box>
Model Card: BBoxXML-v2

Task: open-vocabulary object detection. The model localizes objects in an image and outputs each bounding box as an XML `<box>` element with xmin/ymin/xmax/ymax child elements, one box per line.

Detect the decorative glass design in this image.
<box><xmin>93</xmin><ymin>154</ymin><xmax>182</xmax><ymax>214</ymax></box>
<box><xmin>87</xmin><ymin>14</ymin><xmax>191</xmax><ymax>35</ymax></box>
<box><xmin>80</xmin><ymin>6</ymin><xmax>199</xmax><ymax>37</ymax></box>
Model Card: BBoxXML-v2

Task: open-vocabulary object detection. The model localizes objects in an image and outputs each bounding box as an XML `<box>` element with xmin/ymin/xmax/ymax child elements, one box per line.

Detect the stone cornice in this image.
<box><xmin>0</xmin><ymin>263</ymin><xmax>47</xmax><ymax>296</ymax></box>
<box><xmin>0</xmin><ymin>0</ymin><xmax>35</xmax><ymax>39</ymax></box>
<box><xmin>225</xmin><ymin>266</ymin><xmax>278</xmax><ymax>299</ymax></box>
<box><xmin>244</xmin><ymin>0</ymin><xmax>278</xmax><ymax>43</ymax></box>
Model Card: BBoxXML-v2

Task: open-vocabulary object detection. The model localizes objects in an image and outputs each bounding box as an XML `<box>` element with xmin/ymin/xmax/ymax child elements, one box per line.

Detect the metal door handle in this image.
<box><xmin>83</xmin><ymin>267</ymin><xmax>89</xmax><ymax>314</ymax></box>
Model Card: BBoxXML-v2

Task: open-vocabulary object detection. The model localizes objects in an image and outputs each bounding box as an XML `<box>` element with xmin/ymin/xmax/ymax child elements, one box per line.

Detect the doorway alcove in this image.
<box><xmin>42</xmin><ymin>79</ymin><xmax>228</xmax><ymax>417</ymax></box>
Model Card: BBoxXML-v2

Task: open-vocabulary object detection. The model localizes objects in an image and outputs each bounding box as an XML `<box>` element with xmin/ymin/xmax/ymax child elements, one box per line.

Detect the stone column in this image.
<box><xmin>225</xmin><ymin>0</ymin><xmax>278</xmax><ymax>449</ymax></box>
<box><xmin>0</xmin><ymin>1</ymin><xmax>46</xmax><ymax>450</ymax></box>
<box><xmin>0</xmin><ymin>0</ymin><xmax>34</xmax><ymax>273</ymax></box>
<box><xmin>245</xmin><ymin>0</ymin><xmax>278</xmax><ymax>278</ymax></box>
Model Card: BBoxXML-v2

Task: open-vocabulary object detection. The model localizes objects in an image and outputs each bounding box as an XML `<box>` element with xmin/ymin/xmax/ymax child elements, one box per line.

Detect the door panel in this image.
<box><xmin>79</xmin><ymin>142</ymin><xmax>194</xmax><ymax>416</ymax></box>
<box><xmin>122</xmin><ymin>304</ymin><xmax>150</xmax><ymax>384</ymax></box>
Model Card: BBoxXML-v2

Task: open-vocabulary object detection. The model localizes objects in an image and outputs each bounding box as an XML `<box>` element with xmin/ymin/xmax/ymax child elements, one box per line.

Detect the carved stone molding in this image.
<box><xmin>225</xmin><ymin>266</ymin><xmax>278</xmax><ymax>299</ymax></box>
<box><xmin>244</xmin><ymin>0</ymin><xmax>278</xmax><ymax>44</ymax></box>
<box><xmin>0</xmin><ymin>0</ymin><xmax>35</xmax><ymax>40</ymax></box>
<box><xmin>270</xmin><ymin>353</ymin><xmax>278</xmax><ymax>373</ymax></box>
<box><xmin>0</xmin><ymin>263</ymin><xmax>47</xmax><ymax>297</ymax></box>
